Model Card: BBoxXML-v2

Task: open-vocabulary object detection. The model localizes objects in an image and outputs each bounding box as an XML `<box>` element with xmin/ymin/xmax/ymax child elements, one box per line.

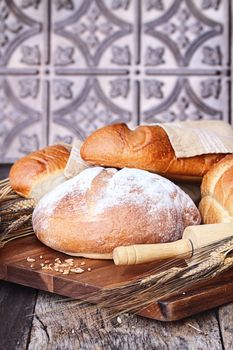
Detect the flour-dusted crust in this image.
<box><xmin>9</xmin><ymin>145</ymin><xmax>70</xmax><ymax>201</ymax></box>
<box><xmin>32</xmin><ymin>167</ymin><xmax>201</xmax><ymax>258</ymax></box>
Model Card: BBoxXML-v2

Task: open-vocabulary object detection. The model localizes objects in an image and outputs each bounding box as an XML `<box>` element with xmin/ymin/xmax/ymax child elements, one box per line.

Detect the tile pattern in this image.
<box><xmin>0</xmin><ymin>0</ymin><xmax>231</xmax><ymax>162</ymax></box>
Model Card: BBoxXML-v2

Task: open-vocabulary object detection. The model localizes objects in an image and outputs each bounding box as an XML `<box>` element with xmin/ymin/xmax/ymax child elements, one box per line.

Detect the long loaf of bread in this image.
<box><xmin>9</xmin><ymin>145</ymin><xmax>70</xmax><ymax>201</ymax></box>
<box><xmin>80</xmin><ymin>124</ymin><xmax>226</xmax><ymax>181</ymax></box>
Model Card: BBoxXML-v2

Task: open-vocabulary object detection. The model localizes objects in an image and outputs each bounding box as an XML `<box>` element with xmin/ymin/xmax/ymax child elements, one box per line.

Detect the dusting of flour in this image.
<box><xmin>94</xmin><ymin>168</ymin><xmax>190</xmax><ymax>215</ymax></box>
<box><xmin>33</xmin><ymin>167</ymin><xmax>200</xmax><ymax>242</ymax></box>
<box><xmin>33</xmin><ymin>167</ymin><xmax>103</xmax><ymax>217</ymax></box>
<box><xmin>91</xmin><ymin>168</ymin><xmax>199</xmax><ymax>241</ymax></box>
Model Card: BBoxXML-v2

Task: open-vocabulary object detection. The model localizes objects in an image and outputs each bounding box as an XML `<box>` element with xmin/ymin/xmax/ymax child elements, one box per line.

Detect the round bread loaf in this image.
<box><xmin>199</xmin><ymin>154</ymin><xmax>233</xmax><ymax>224</ymax></box>
<box><xmin>32</xmin><ymin>167</ymin><xmax>201</xmax><ymax>258</ymax></box>
<box><xmin>9</xmin><ymin>145</ymin><xmax>70</xmax><ymax>201</ymax></box>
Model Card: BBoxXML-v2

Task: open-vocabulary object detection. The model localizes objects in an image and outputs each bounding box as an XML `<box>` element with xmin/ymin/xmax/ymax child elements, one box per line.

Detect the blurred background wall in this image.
<box><xmin>0</xmin><ymin>0</ymin><xmax>231</xmax><ymax>163</ymax></box>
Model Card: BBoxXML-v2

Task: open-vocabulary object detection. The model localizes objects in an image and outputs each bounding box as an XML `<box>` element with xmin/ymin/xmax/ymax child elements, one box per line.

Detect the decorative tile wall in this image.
<box><xmin>0</xmin><ymin>0</ymin><xmax>231</xmax><ymax>162</ymax></box>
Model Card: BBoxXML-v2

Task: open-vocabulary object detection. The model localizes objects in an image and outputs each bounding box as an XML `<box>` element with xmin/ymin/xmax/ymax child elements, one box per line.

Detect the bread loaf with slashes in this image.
<box><xmin>32</xmin><ymin>167</ymin><xmax>201</xmax><ymax>258</ymax></box>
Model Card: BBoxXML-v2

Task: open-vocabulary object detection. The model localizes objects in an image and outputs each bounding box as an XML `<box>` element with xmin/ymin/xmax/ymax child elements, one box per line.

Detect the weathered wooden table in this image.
<box><xmin>1</xmin><ymin>281</ymin><xmax>233</xmax><ymax>350</ymax></box>
<box><xmin>1</xmin><ymin>166</ymin><xmax>233</xmax><ymax>350</ymax></box>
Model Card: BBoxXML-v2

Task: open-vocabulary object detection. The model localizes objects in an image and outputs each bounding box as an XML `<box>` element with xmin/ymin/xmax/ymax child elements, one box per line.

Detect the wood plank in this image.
<box><xmin>27</xmin><ymin>292</ymin><xmax>223</xmax><ymax>350</ymax></box>
<box><xmin>0</xmin><ymin>281</ymin><xmax>37</xmax><ymax>350</ymax></box>
<box><xmin>1</xmin><ymin>235</ymin><xmax>233</xmax><ymax>322</ymax></box>
<box><xmin>0</xmin><ymin>236</ymin><xmax>47</xmax><ymax>279</ymax></box>
<box><xmin>218</xmin><ymin>303</ymin><xmax>233</xmax><ymax>350</ymax></box>
<box><xmin>147</xmin><ymin>271</ymin><xmax>233</xmax><ymax>321</ymax></box>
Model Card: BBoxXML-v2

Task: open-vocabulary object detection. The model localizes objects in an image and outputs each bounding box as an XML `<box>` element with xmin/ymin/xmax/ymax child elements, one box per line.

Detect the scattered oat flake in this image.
<box><xmin>27</xmin><ymin>257</ymin><xmax>35</xmax><ymax>262</ymax></box>
<box><xmin>40</xmin><ymin>263</ymin><xmax>45</xmax><ymax>267</ymax></box>
<box><xmin>63</xmin><ymin>270</ymin><xmax>69</xmax><ymax>275</ymax></box>
<box><xmin>65</xmin><ymin>259</ymin><xmax>74</xmax><ymax>263</ymax></box>
<box><xmin>117</xmin><ymin>316</ymin><xmax>122</xmax><ymax>324</ymax></box>
<box><xmin>55</xmin><ymin>258</ymin><xmax>61</xmax><ymax>263</ymax></box>
<box><xmin>58</xmin><ymin>263</ymin><xmax>68</xmax><ymax>268</ymax></box>
<box><xmin>81</xmin><ymin>262</ymin><xmax>85</xmax><ymax>266</ymax></box>
<box><xmin>70</xmin><ymin>268</ymin><xmax>84</xmax><ymax>274</ymax></box>
<box><xmin>30</xmin><ymin>264</ymin><xmax>35</xmax><ymax>268</ymax></box>
<box><xmin>87</xmin><ymin>268</ymin><xmax>91</xmax><ymax>271</ymax></box>
<box><xmin>45</xmin><ymin>260</ymin><xmax>50</xmax><ymax>264</ymax></box>
<box><xmin>39</xmin><ymin>255</ymin><xmax>43</xmax><ymax>259</ymax></box>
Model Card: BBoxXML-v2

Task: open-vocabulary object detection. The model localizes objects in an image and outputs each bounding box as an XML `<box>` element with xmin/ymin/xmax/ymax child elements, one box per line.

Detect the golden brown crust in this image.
<box><xmin>199</xmin><ymin>154</ymin><xmax>233</xmax><ymax>223</ymax></box>
<box><xmin>199</xmin><ymin>196</ymin><xmax>233</xmax><ymax>224</ymax></box>
<box><xmin>80</xmin><ymin>123</ymin><xmax>225</xmax><ymax>180</ymax></box>
<box><xmin>9</xmin><ymin>145</ymin><xmax>70</xmax><ymax>199</ymax></box>
<box><xmin>32</xmin><ymin>167</ymin><xmax>201</xmax><ymax>257</ymax></box>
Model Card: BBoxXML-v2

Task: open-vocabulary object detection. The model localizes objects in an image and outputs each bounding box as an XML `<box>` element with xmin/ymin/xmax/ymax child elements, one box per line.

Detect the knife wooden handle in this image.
<box><xmin>113</xmin><ymin>239</ymin><xmax>192</xmax><ymax>265</ymax></box>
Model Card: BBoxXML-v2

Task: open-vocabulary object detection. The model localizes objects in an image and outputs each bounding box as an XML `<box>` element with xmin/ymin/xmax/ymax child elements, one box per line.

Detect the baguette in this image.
<box><xmin>80</xmin><ymin>123</ymin><xmax>226</xmax><ymax>181</ymax></box>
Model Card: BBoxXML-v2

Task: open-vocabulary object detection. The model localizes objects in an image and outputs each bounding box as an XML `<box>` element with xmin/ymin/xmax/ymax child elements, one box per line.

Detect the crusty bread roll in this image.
<box><xmin>9</xmin><ymin>145</ymin><xmax>70</xmax><ymax>201</ymax></box>
<box><xmin>199</xmin><ymin>155</ymin><xmax>233</xmax><ymax>224</ymax></box>
<box><xmin>32</xmin><ymin>167</ymin><xmax>201</xmax><ymax>258</ymax></box>
<box><xmin>80</xmin><ymin>123</ymin><xmax>225</xmax><ymax>181</ymax></box>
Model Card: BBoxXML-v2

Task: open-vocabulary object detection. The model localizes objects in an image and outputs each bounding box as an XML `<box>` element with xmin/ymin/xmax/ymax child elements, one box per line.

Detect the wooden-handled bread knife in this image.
<box><xmin>113</xmin><ymin>223</ymin><xmax>233</xmax><ymax>265</ymax></box>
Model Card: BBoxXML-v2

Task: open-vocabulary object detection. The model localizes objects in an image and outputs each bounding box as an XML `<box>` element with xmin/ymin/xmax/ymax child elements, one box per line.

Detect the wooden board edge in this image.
<box><xmin>150</xmin><ymin>282</ymin><xmax>233</xmax><ymax>321</ymax></box>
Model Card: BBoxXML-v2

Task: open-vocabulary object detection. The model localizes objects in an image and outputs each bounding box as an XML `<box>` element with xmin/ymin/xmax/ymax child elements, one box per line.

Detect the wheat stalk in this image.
<box><xmin>0</xmin><ymin>198</ymin><xmax>35</xmax><ymax>212</ymax></box>
<box><xmin>0</xmin><ymin>226</ymin><xmax>34</xmax><ymax>247</ymax></box>
<box><xmin>99</xmin><ymin>238</ymin><xmax>233</xmax><ymax>315</ymax></box>
<box><xmin>0</xmin><ymin>199</ymin><xmax>35</xmax><ymax>223</ymax></box>
<box><xmin>1</xmin><ymin>213</ymin><xmax>32</xmax><ymax>235</ymax></box>
<box><xmin>0</xmin><ymin>178</ymin><xmax>10</xmax><ymax>187</ymax></box>
<box><xmin>0</xmin><ymin>184</ymin><xmax>12</xmax><ymax>199</ymax></box>
<box><xmin>0</xmin><ymin>179</ymin><xmax>20</xmax><ymax>203</ymax></box>
<box><xmin>38</xmin><ymin>236</ymin><xmax>233</xmax><ymax>321</ymax></box>
<box><xmin>0</xmin><ymin>180</ymin><xmax>35</xmax><ymax>246</ymax></box>
<box><xmin>0</xmin><ymin>213</ymin><xmax>34</xmax><ymax>247</ymax></box>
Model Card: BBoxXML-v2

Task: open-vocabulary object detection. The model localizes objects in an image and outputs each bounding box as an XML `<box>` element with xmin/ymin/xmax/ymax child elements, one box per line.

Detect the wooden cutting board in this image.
<box><xmin>1</xmin><ymin>235</ymin><xmax>233</xmax><ymax>321</ymax></box>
